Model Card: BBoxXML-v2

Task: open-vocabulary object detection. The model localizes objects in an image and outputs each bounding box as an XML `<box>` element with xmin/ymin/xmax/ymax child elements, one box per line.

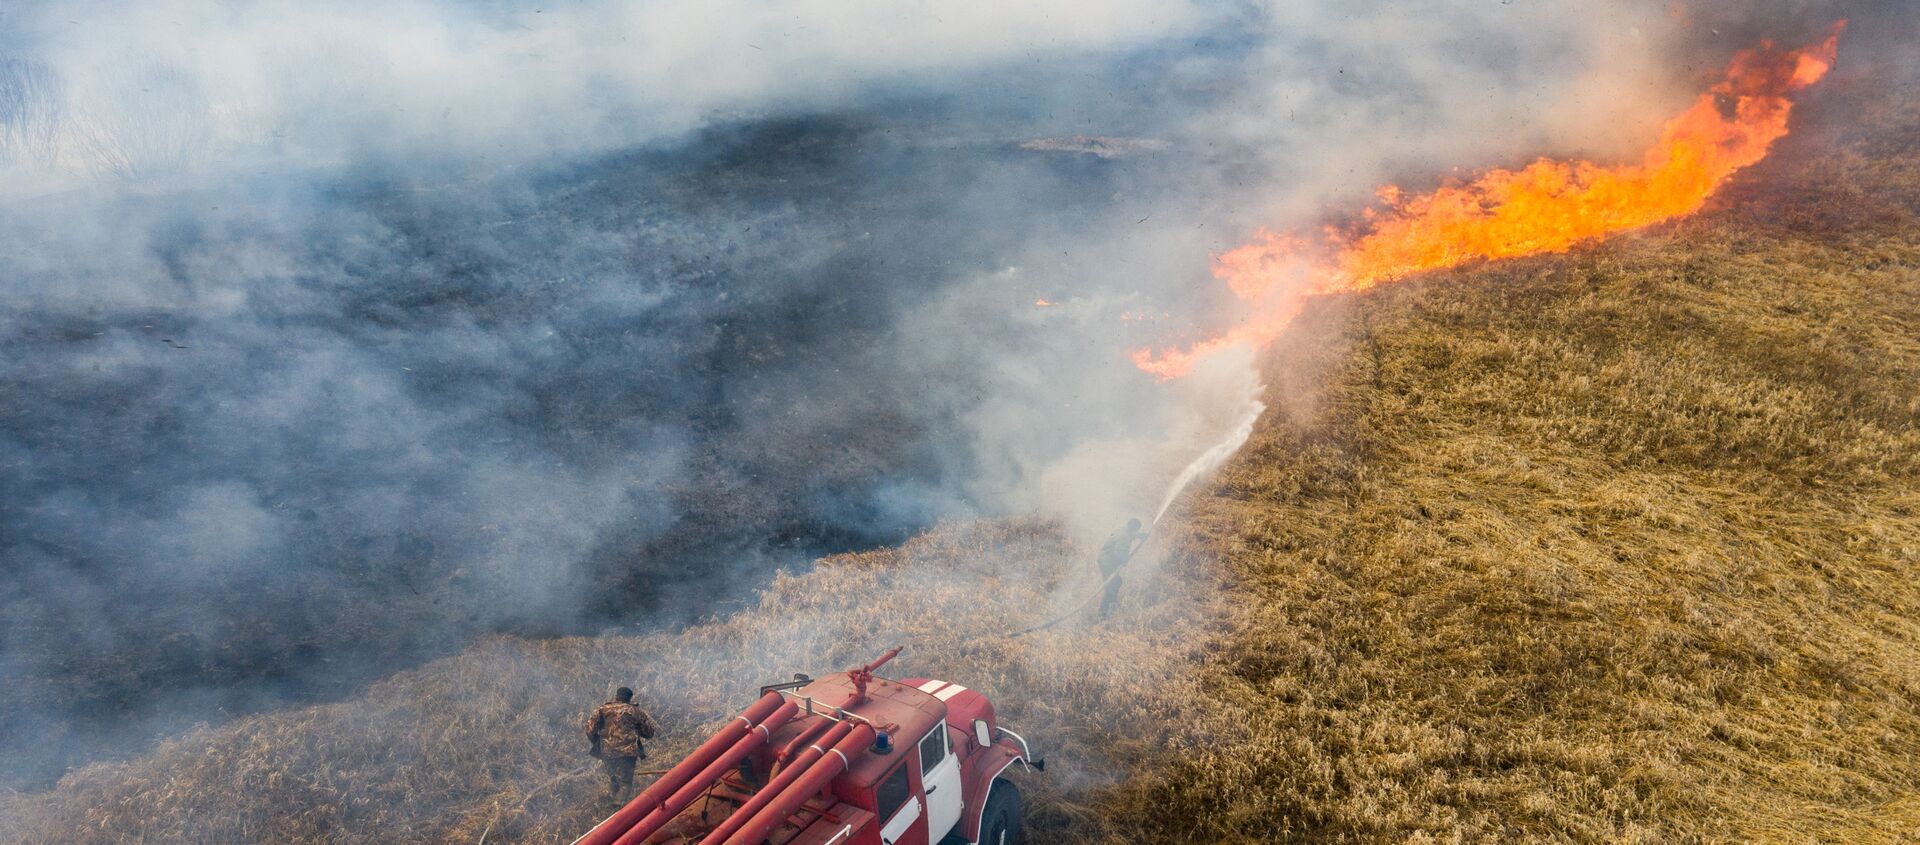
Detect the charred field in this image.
<box><xmin>5</xmin><ymin>28</ymin><xmax>1919</xmax><ymax>845</ymax></box>
<box><xmin>0</xmin><ymin>105</ymin><xmax>1163</xmax><ymax>787</ymax></box>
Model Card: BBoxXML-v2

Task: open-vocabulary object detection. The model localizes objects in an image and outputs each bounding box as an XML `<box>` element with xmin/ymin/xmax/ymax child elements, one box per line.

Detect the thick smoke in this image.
<box><xmin>0</xmin><ymin>0</ymin><xmax>1855</xmax><ymax>788</ymax></box>
<box><xmin>0</xmin><ymin>0</ymin><xmax>1198</xmax><ymax>179</ymax></box>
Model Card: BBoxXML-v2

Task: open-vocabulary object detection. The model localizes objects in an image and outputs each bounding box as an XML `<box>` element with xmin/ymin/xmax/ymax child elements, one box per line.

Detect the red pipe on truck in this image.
<box><xmin>771</xmin><ymin>715</ymin><xmax>836</xmax><ymax>776</ymax></box>
<box><xmin>571</xmin><ymin>691</ymin><xmax>786</xmax><ymax>845</ymax></box>
<box><xmin>701</xmin><ymin>720</ymin><xmax>856</xmax><ymax>844</ymax></box>
<box><xmin>610</xmin><ymin>700</ymin><xmax>802</xmax><ymax>845</ymax></box>
<box><xmin>719</xmin><ymin>723</ymin><xmax>877</xmax><ymax>845</ymax></box>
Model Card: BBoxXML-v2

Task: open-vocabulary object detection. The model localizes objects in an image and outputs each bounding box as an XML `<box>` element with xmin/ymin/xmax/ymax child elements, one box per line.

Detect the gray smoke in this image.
<box><xmin>0</xmin><ymin>0</ymin><xmax>1866</xmax><ymax>788</ymax></box>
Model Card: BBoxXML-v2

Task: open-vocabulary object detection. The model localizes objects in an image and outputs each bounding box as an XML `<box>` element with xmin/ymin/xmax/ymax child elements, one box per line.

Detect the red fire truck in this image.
<box><xmin>571</xmin><ymin>648</ymin><xmax>1041</xmax><ymax>845</ymax></box>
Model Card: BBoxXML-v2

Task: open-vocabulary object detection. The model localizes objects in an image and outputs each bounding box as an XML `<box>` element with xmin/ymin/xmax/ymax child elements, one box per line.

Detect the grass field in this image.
<box><xmin>5</xmin><ymin>46</ymin><xmax>1918</xmax><ymax>845</ymax></box>
<box><xmin>1088</xmin><ymin>81</ymin><xmax>1920</xmax><ymax>844</ymax></box>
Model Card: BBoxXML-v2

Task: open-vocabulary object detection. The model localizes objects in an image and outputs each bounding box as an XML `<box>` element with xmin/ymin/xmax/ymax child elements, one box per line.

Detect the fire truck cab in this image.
<box><xmin>571</xmin><ymin>649</ymin><xmax>1039</xmax><ymax>845</ymax></box>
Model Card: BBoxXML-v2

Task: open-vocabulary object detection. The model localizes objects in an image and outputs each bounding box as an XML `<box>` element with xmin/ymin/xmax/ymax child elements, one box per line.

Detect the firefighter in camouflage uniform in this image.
<box><xmin>585</xmin><ymin>686</ymin><xmax>659</xmax><ymax>800</ymax></box>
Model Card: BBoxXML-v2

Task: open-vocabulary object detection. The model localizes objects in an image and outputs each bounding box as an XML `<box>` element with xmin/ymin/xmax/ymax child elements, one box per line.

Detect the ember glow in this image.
<box><xmin>1135</xmin><ymin>23</ymin><xmax>1844</xmax><ymax>379</ymax></box>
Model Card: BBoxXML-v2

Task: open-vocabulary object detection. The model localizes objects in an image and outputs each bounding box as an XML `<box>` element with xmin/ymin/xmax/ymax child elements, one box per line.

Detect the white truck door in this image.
<box><xmin>917</xmin><ymin>724</ymin><xmax>964</xmax><ymax>841</ymax></box>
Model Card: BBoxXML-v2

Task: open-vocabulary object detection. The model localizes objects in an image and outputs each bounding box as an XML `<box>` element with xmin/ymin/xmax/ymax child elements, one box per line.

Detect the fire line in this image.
<box><xmin>1134</xmin><ymin>22</ymin><xmax>1845</xmax><ymax>380</ymax></box>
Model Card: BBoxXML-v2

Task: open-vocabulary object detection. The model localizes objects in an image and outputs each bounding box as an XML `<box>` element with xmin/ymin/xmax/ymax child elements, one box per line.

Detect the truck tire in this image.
<box><xmin>977</xmin><ymin>779</ymin><xmax>1023</xmax><ymax>845</ymax></box>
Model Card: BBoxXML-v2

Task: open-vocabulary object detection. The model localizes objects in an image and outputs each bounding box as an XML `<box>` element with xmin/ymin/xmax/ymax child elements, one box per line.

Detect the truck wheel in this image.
<box><xmin>977</xmin><ymin>779</ymin><xmax>1023</xmax><ymax>845</ymax></box>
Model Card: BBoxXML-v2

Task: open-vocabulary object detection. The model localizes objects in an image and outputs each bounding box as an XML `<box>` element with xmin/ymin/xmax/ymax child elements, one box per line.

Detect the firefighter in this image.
<box><xmin>1096</xmin><ymin>517</ymin><xmax>1146</xmax><ymax>618</ymax></box>
<box><xmin>584</xmin><ymin>686</ymin><xmax>659</xmax><ymax>800</ymax></box>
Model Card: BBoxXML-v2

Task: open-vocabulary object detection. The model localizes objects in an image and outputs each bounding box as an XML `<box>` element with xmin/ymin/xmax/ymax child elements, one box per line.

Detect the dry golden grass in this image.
<box><xmin>5</xmin><ymin>56</ymin><xmax>1918</xmax><ymax>845</ymax></box>
<box><xmin>1089</xmin><ymin>91</ymin><xmax>1920</xmax><ymax>844</ymax></box>
<box><xmin>0</xmin><ymin>520</ymin><xmax>1222</xmax><ymax>844</ymax></box>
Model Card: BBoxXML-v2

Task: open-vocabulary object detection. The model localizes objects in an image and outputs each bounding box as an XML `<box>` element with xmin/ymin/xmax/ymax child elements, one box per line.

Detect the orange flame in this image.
<box><xmin>1134</xmin><ymin>23</ymin><xmax>1844</xmax><ymax>379</ymax></box>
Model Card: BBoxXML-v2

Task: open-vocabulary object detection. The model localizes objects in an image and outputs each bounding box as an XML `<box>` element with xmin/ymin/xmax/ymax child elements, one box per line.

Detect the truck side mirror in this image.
<box><xmin>972</xmin><ymin>719</ymin><xmax>992</xmax><ymax>748</ymax></box>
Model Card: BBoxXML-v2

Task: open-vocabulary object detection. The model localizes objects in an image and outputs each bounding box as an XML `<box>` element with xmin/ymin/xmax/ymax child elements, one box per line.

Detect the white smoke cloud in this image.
<box><xmin>1163</xmin><ymin>0</ymin><xmax>1693</xmax><ymax>230</ymax></box>
<box><xmin>3</xmin><ymin>0</ymin><xmax>1205</xmax><ymax>182</ymax></box>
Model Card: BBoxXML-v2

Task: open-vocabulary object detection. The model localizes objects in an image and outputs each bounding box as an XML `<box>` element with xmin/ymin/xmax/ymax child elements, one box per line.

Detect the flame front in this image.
<box><xmin>1134</xmin><ymin>23</ymin><xmax>1844</xmax><ymax>379</ymax></box>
